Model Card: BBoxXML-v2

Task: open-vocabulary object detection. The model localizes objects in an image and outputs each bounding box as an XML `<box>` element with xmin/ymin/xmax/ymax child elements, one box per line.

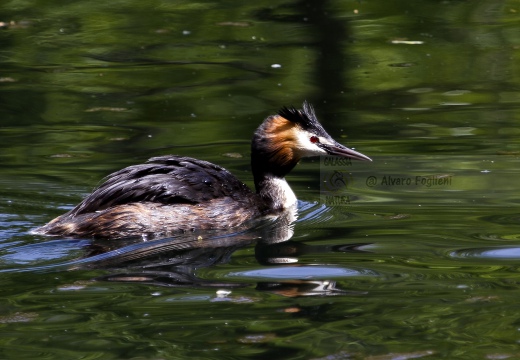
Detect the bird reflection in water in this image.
<box><xmin>74</xmin><ymin>205</ymin><xmax>370</xmax><ymax>297</ymax></box>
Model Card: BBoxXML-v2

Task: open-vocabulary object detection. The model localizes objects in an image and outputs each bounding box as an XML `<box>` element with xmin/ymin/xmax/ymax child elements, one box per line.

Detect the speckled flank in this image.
<box><xmin>34</xmin><ymin>198</ymin><xmax>260</xmax><ymax>239</ymax></box>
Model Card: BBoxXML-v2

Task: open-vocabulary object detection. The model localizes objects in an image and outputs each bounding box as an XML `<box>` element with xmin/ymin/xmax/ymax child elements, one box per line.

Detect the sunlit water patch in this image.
<box><xmin>450</xmin><ymin>246</ymin><xmax>520</xmax><ymax>261</ymax></box>
<box><xmin>0</xmin><ymin>239</ymin><xmax>88</xmax><ymax>266</ymax></box>
<box><xmin>227</xmin><ymin>265</ymin><xmax>378</xmax><ymax>280</ymax></box>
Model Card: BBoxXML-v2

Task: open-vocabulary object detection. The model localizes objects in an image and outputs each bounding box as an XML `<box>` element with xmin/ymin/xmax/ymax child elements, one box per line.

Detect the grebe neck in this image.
<box><xmin>255</xmin><ymin>174</ymin><xmax>297</xmax><ymax>211</ymax></box>
<box><xmin>251</xmin><ymin>114</ymin><xmax>303</xmax><ymax>211</ymax></box>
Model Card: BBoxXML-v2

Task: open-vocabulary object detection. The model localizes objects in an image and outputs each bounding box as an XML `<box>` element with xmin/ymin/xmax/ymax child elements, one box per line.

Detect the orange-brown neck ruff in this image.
<box><xmin>250</xmin><ymin>115</ymin><xmax>303</xmax><ymax>210</ymax></box>
<box><xmin>251</xmin><ymin>115</ymin><xmax>302</xmax><ymax>181</ymax></box>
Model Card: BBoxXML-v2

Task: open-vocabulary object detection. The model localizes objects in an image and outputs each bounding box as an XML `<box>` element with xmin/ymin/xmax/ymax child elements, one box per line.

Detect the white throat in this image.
<box><xmin>259</xmin><ymin>176</ymin><xmax>297</xmax><ymax>210</ymax></box>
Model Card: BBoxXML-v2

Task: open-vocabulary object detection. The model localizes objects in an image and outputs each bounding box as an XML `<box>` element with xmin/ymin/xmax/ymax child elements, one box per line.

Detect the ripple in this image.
<box><xmin>472</xmin><ymin>233</ymin><xmax>520</xmax><ymax>241</ymax></box>
<box><xmin>0</xmin><ymin>239</ymin><xmax>89</xmax><ymax>266</ymax></box>
<box><xmin>450</xmin><ymin>246</ymin><xmax>520</xmax><ymax>260</ymax></box>
<box><xmin>480</xmin><ymin>213</ymin><xmax>520</xmax><ymax>226</ymax></box>
<box><xmin>296</xmin><ymin>200</ymin><xmax>332</xmax><ymax>224</ymax></box>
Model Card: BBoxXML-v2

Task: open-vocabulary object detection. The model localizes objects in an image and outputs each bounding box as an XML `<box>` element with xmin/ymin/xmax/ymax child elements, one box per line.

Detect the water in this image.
<box><xmin>1</xmin><ymin>0</ymin><xmax>520</xmax><ymax>359</ymax></box>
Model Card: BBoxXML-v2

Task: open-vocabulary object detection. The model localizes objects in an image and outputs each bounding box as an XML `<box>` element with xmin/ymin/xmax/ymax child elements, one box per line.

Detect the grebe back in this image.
<box><xmin>33</xmin><ymin>102</ymin><xmax>371</xmax><ymax>239</ymax></box>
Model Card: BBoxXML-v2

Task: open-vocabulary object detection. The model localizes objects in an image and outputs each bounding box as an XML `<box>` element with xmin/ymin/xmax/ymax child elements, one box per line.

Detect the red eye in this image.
<box><xmin>310</xmin><ymin>136</ymin><xmax>319</xmax><ymax>143</ymax></box>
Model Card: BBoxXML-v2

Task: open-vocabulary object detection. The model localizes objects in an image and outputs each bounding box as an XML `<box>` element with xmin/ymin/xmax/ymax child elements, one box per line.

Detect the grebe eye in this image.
<box><xmin>310</xmin><ymin>136</ymin><xmax>319</xmax><ymax>144</ymax></box>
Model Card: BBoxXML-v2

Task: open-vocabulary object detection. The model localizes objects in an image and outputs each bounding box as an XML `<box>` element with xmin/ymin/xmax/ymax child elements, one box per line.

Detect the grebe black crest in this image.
<box><xmin>33</xmin><ymin>102</ymin><xmax>371</xmax><ymax>240</ymax></box>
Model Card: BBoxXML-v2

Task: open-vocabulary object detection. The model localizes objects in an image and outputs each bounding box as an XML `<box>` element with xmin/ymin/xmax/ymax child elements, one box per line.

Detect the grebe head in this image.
<box><xmin>250</xmin><ymin>101</ymin><xmax>371</xmax><ymax>210</ymax></box>
<box><xmin>252</xmin><ymin>101</ymin><xmax>371</xmax><ymax>181</ymax></box>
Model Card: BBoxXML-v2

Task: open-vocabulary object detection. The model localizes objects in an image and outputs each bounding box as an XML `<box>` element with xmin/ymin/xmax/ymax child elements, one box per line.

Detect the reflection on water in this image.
<box><xmin>1</xmin><ymin>203</ymin><xmax>372</xmax><ymax>297</ymax></box>
<box><xmin>451</xmin><ymin>246</ymin><xmax>520</xmax><ymax>260</ymax></box>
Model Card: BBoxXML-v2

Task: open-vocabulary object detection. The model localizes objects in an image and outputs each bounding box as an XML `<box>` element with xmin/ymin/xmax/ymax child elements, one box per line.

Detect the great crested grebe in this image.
<box><xmin>33</xmin><ymin>102</ymin><xmax>371</xmax><ymax>240</ymax></box>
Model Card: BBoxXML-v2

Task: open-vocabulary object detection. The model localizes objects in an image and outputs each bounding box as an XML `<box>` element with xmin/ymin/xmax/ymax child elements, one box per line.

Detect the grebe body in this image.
<box><xmin>33</xmin><ymin>102</ymin><xmax>371</xmax><ymax>239</ymax></box>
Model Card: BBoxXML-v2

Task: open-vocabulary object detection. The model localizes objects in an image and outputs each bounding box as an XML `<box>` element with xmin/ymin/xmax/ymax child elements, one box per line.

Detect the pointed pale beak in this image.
<box><xmin>319</xmin><ymin>142</ymin><xmax>372</xmax><ymax>161</ymax></box>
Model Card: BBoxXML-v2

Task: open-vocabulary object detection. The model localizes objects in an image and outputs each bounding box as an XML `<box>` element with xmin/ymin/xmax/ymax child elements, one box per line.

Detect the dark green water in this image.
<box><xmin>2</xmin><ymin>1</ymin><xmax>520</xmax><ymax>359</ymax></box>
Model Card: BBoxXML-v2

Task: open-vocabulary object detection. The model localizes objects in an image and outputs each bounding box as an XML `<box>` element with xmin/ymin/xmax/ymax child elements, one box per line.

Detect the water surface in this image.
<box><xmin>1</xmin><ymin>1</ymin><xmax>520</xmax><ymax>359</ymax></box>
